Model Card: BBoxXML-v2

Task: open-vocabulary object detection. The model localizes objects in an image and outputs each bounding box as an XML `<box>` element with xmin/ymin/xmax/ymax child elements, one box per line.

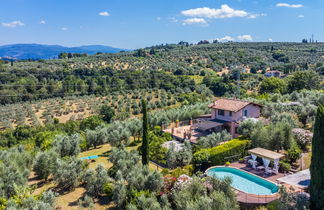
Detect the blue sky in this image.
<box><xmin>0</xmin><ymin>0</ymin><xmax>323</xmax><ymax>49</ymax></box>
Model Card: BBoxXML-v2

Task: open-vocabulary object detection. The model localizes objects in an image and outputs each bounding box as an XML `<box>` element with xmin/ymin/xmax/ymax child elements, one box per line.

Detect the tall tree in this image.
<box><xmin>99</xmin><ymin>105</ymin><xmax>115</xmax><ymax>123</ymax></box>
<box><xmin>287</xmin><ymin>71</ymin><xmax>320</xmax><ymax>93</ymax></box>
<box><xmin>310</xmin><ymin>105</ymin><xmax>324</xmax><ymax>210</ymax></box>
<box><xmin>141</xmin><ymin>99</ymin><xmax>149</xmax><ymax>165</ymax></box>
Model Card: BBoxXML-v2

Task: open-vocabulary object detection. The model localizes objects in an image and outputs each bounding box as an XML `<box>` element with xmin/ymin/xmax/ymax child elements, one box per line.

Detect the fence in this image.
<box><xmin>164</xmin><ymin>119</ymin><xmax>206</xmax><ymax>129</ymax></box>
<box><xmin>237</xmin><ymin>190</ymin><xmax>279</xmax><ymax>204</ymax></box>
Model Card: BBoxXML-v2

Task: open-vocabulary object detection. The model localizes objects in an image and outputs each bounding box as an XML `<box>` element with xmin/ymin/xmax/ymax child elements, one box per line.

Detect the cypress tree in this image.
<box><xmin>141</xmin><ymin>99</ymin><xmax>149</xmax><ymax>165</ymax></box>
<box><xmin>310</xmin><ymin>105</ymin><xmax>324</xmax><ymax>209</ymax></box>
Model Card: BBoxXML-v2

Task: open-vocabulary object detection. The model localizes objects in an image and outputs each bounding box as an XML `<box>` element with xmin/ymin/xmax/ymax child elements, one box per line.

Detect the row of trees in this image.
<box><xmin>0</xmin><ymin>69</ymin><xmax>196</xmax><ymax>104</ymax></box>
<box><xmin>260</xmin><ymin>70</ymin><xmax>321</xmax><ymax>94</ymax></box>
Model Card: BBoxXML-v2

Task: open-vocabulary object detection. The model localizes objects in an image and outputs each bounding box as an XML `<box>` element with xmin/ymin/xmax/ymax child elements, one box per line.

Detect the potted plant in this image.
<box><xmin>239</xmin><ymin>158</ymin><xmax>244</xmax><ymax>163</ymax></box>
<box><xmin>225</xmin><ymin>161</ymin><xmax>231</xmax><ymax>166</ymax></box>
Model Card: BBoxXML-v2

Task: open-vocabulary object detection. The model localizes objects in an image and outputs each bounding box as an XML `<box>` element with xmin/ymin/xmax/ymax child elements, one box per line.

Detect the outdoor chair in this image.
<box><xmin>265</xmin><ymin>168</ymin><xmax>273</xmax><ymax>175</ymax></box>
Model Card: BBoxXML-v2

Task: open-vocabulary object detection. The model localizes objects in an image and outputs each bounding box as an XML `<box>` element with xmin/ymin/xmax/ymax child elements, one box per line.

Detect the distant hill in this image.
<box><xmin>0</xmin><ymin>44</ymin><xmax>128</xmax><ymax>60</ymax></box>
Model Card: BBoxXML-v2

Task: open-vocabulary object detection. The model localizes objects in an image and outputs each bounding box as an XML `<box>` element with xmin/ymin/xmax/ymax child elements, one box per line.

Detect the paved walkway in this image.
<box><xmin>277</xmin><ymin>169</ymin><xmax>310</xmax><ymax>189</ymax></box>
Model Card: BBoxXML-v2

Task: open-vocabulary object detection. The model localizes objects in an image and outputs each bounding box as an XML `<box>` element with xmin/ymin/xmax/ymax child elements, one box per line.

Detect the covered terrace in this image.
<box><xmin>163</xmin><ymin>120</ymin><xmax>224</xmax><ymax>143</ymax></box>
<box><xmin>248</xmin><ymin>148</ymin><xmax>285</xmax><ymax>174</ymax></box>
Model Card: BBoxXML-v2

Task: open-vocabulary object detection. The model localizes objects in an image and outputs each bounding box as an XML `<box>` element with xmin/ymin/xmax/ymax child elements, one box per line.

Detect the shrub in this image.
<box><xmin>103</xmin><ymin>183</ymin><xmax>114</xmax><ymax>197</ymax></box>
<box><xmin>292</xmin><ymin>128</ymin><xmax>313</xmax><ymax>149</ymax></box>
<box><xmin>279</xmin><ymin>161</ymin><xmax>291</xmax><ymax>173</ymax></box>
<box><xmin>193</xmin><ymin>139</ymin><xmax>251</xmax><ymax>169</ymax></box>
<box><xmin>197</xmin><ymin>130</ymin><xmax>232</xmax><ymax>149</ymax></box>
<box><xmin>287</xmin><ymin>145</ymin><xmax>302</xmax><ymax>164</ymax></box>
<box><xmin>266</xmin><ymin>200</ymin><xmax>281</xmax><ymax>210</ymax></box>
<box><xmin>165</xmin><ymin>165</ymin><xmax>194</xmax><ymax>178</ymax></box>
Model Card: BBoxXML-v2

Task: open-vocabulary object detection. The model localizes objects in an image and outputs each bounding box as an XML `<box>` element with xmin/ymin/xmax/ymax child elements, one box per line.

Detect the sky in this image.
<box><xmin>0</xmin><ymin>0</ymin><xmax>323</xmax><ymax>49</ymax></box>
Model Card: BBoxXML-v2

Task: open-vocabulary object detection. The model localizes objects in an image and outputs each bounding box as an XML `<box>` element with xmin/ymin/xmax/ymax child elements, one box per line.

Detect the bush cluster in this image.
<box><xmin>193</xmin><ymin>138</ymin><xmax>251</xmax><ymax>169</ymax></box>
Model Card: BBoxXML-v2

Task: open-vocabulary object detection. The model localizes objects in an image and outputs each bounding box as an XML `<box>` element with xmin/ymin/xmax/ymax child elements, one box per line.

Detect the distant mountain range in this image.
<box><xmin>0</xmin><ymin>44</ymin><xmax>128</xmax><ymax>60</ymax></box>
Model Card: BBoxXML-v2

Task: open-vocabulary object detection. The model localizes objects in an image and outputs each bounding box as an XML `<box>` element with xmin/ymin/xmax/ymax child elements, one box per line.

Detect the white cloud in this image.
<box><xmin>276</xmin><ymin>3</ymin><xmax>303</xmax><ymax>8</ymax></box>
<box><xmin>248</xmin><ymin>14</ymin><xmax>258</xmax><ymax>19</ymax></box>
<box><xmin>40</xmin><ymin>20</ymin><xmax>46</xmax><ymax>24</ymax></box>
<box><xmin>268</xmin><ymin>38</ymin><xmax>273</xmax><ymax>42</ymax></box>
<box><xmin>156</xmin><ymin>17</ymin><xmax>161</xmax><ymax>21</ymax></box>
<box><xmin>248</xmin><ymin>13</ymin><xmax>267</xmax><ymax>19</ymax></box>
<box><xmin>99</xmin><ymin>11</ymin><xmax>110</xmax><ymax>16</ymax></box>
<box><xmin>237</xmin><ymin>35</ymin><xmax>253</xmax><ymax>41</ymax></box>
<box><xmin>2</xmin><ymin>20</ymin><xmax>25</xmax><ymax>28</ymax></box>
<box><xmin>217</xmin><ymin>36</ymin><xmax>234</xmax><ymax>42</ymax></box>
<box><xmin>183</xmin><ymin>18</ymin><xmax>207</xmax><ymax>26</ymax></box>
<box><xmin>298</xmin><ymin>14</ymin><xmax>305</xmax><ymax>18</ymax></box>
<box><xmin>61</xmin><ymin>27</ymin><xmax>68</xmax><ymax>31</ymax></box>
<box><xmin>181</xmin><ymin>4</ymin><xmax>252</xmax><ymax>19</ymax></box>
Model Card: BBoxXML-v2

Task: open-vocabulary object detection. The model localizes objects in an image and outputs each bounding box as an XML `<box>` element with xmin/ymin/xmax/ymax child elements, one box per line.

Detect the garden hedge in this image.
<box><xmin>193</xmin><ymin>138</ymin><xmax>251</xmax><ymax>168</ymax></box>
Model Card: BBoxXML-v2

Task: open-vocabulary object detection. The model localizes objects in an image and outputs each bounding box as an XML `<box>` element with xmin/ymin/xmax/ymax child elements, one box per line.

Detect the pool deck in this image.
<box><xmin>277</xmin><ymin>169</ymin><xmax>310</xmax><ymax>189</ymax></box>
<box><xmin>163</xmin><ymin>126</ymin><xmax>211</xmax><ymax>143</ymax></box>
<box><xmin>229</xmin><ymin>162</ymin><xmax>296</xmax><ymax>204</ymax></box>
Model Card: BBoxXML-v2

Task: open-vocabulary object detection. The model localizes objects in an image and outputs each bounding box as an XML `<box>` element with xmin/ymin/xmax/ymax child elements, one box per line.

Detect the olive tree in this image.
<box><xmin>52</xmin><ymin>158</ymin><xmax>86</xmax><ymax>191</ymax></box>
<box><xmin>33</xmin><ymin>150</ymin><xmax>58</xmax><ymax>181</ymax></box>
<box><xmin>198</xmin><ymin>130</ymin><xmax>232</xmax><ymax>148</ymax></box>
<box><xmin>83</xmin><ymin>164</ymin><xmax>110</xmax><ymax>197</ymax></box>
<box><xmin>53</xmin><ymin>134</ymin><xmax>81</xmax><ymax>157</ymax></box>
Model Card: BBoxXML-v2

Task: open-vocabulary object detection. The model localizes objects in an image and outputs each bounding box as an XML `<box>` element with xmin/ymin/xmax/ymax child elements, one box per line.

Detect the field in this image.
<box><xmin>0</xmin><ymin>89</ymin><xmax>179</xmax><ymax>130</ymax></box>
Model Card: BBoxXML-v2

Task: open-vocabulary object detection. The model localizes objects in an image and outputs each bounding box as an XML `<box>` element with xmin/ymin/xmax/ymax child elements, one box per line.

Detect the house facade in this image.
<box><xmin>264</xmin><ymin>70</ymin><xmax>281</xmax><ymax>78</ymax></box>
<box><xmin>163</xmin><ymin>98</ymin><xmax>262</xmax><ymax>143</ymax></box>
<box><xmin>208</xmin><ymin>98</ymin><xmax>262</xmax><ymax>137</ymax></box>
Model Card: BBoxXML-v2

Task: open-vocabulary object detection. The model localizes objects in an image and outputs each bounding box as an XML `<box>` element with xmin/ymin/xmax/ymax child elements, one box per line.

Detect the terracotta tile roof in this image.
<box><xmin>208</xmin><ymin>98</ymin><xmax>261</xmax><ymax>112</ymax></box>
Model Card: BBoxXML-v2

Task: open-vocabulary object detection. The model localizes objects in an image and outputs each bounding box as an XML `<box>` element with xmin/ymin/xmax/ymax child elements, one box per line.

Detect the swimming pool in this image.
<box><xmin>206</xmin><ymin>167</ymin><xmax>279</xmax><ymax>195</ymax></box>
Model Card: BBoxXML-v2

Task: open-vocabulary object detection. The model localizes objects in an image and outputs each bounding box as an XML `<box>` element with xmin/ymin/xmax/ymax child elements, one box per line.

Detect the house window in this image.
<box><xmin>218</xmin><ymin>109</ymin><xmax>225</xmax><ymax>116</ymax></box>
<box><xmin>229</xmin><ymin>111</ymin><xmax>232</xmax><ymax>117</ymax></box>
<box><xmin>244</xmin><ymin>110</ymin><xmax>248</xmax><ymax>117</ymax></box>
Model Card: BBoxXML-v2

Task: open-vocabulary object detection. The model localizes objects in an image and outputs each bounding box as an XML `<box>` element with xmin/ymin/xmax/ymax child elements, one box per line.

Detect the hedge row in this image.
<box><xmin>193</xmin><ymin>138</ymin><xmax>251</xmax><ymax>168</ymax></box>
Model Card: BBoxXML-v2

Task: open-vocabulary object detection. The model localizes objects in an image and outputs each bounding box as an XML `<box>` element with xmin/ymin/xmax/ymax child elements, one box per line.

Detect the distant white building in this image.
<box><xmin>264</xmin><ymin>70</ymin><xmax>282</xmax><ymax>77</ymax></box>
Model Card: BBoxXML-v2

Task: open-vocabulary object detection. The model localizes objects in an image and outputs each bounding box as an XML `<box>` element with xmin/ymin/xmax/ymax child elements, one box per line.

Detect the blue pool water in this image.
<box><xmin>206</xmin><ymin>167</ymin><xmax>278</xmax><ymax>195</ymax></box>
<box><xmin>80</xmin><ymin>155</ymin><xmax>99</xmax><ymax>160</ymax></box>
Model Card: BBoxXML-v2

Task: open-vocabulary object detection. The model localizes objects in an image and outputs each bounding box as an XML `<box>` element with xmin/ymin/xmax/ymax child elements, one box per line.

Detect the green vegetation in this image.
<box><xmin>287</xmin><ymin>70</ymin><xmax>321</xmax><ymax>92</ymax></box>
<box><xmin>260</xmin><ymin>77</ymin><xmax>287</xmax><ymax>94</ymax></box>
<box><xmin>148</xmin><ymin>127</ymin><xmax>172</xmax><ymax>165</ymax></box>
<box><xmin>310</xmin><ymin>105</ymin><xmax>324</xmax><ymax>210</ymax></box>
<box><xmin>252</xmin><ymin>122</ymin><xmax>295</xmax><ymax>152</ymax></box>
<box><xmin>1</xmin><ymin>42</ymin><xmax>324</xmax><ymax>209</ymax></box>
<box><xmin>141</xmin><ymin>99</ymin><xmax>149</xmax><ymax>165</ymax></box>
<box><xmin>1</xmin><ymin>42</ymin><xmax>323</xmax><ymax>105</ymax></box>
<box><xmin>193</xmin><ymin>138</ymin><xmax>251</xmax><ymax>169</ymax></box>
<box><xmin>197</xmin><ymin>130</ymin><xmax>232</xmax><ymax>149</ymax></box>
<box><xmin>99</xmin><ymin>104</ymin><xmax>115</xmax><ymax>123</ymax></box>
